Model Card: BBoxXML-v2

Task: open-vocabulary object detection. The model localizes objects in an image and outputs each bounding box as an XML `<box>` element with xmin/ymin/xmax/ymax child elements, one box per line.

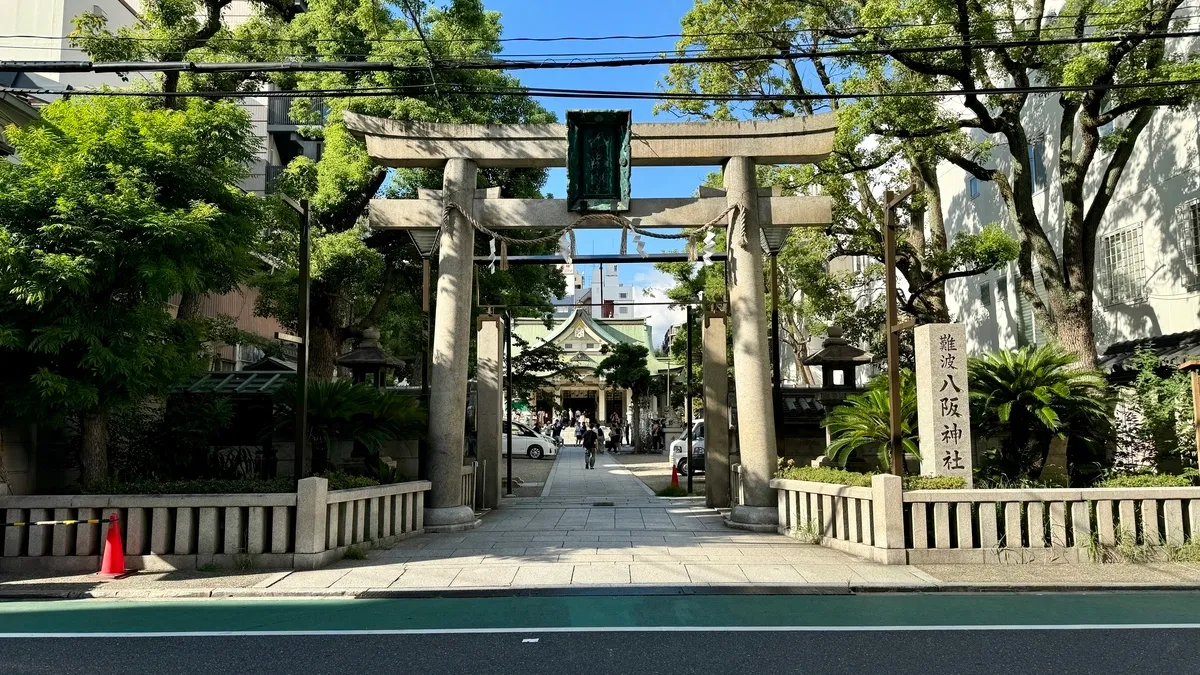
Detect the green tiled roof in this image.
<box><xmin>512</xmin><ymin>309</ymin><xmax>671</xmax><ymax>374</ymax></box>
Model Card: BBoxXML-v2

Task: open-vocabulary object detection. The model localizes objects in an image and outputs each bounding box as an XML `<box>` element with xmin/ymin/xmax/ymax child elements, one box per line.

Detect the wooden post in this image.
<box><xmin>882</xmin><ymin>190</ymin><xmax>903</xmax><ymax>476</ymax></box>
<box><xmin>883</xmin><ymin>185</ymin><xmax>918</xmax><ymax>476</ymax></box>
<box><xmin>1182</xmin><ymin>362</ymin><xmax>1200</xmax><ymax>468</ymax></box>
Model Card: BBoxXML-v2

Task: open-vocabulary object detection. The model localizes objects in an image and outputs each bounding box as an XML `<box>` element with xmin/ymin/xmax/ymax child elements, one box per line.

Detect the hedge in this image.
<box><xmin>1096</xmin><ymin>473</ymin><xmax>1195</xmax><ymax>488</ymax></box>
<box><xmin>81</xmin><ymin>472</ymin><xmax>380</xmax><ymax>495</ymax></box>
<box><xmin>774</xmin><ymin>466</ymin><xmax>965</xmax><ymax>490</ymax></box>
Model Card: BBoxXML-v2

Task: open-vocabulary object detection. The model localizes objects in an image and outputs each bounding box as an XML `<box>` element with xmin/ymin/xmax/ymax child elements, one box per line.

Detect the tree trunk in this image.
<box><xmin>1054</xmin><ymin>304</ymin><xmax>1098</xmax><ymax>370</ymax></box>
<box><xmin>79</xmin><ymin>411</ymin><xmax>109</xmax><ymax>488</ymax></box>
<box><xmin>175</xmin><ymin>291</ymin><xmax>203</xmax><ymax>321</ymax></box>
<box><xmin>308</xmin><ymin>322</ymin><xmax>343</xmax><ymax>382</ymax></box>
<box><xmin>632</xmin><ymin>393</ymin><xmax>643</xmax><ymax>453</ymax></box>
<box><xmin>0</xmin><ymin>428</ymin><xmax>10</xmax><ymax>495</ymax></box>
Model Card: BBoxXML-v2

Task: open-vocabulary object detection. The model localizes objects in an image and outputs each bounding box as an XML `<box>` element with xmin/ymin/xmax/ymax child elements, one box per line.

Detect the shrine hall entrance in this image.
<box><xmin>561</xmin><ymin>390</ymin><xmax>598</xmax><ymax>422</ymax></box>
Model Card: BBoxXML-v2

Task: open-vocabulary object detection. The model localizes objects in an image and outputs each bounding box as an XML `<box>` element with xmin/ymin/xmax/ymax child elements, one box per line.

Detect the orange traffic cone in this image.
<box><xmin>671</xmin><ymin>464</ymin><xmax>680</xmax><ymax>489</ymax></box>
<box><xmin>95</xmin><ymin>513</ymin><xmax>131</xmax><ymax>579</ymax></box>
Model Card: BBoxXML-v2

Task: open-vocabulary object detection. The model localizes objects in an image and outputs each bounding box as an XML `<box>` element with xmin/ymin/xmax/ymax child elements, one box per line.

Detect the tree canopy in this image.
<box><xmin>659</xmin><ymin>0</ymin><xmax>1198</xmax><ymax>367</ymax></box>
<box><xmin>0</xmin><ymin>97</ymin><xmax>264</xmax><ymax>486</ymax></box>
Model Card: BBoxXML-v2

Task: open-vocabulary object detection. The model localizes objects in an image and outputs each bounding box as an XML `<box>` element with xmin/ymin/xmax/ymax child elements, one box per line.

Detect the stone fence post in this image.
<box><xmin>871</xmin><ymin>474</ymin><xmax>906</xmax><ymax>564</ymax></box>
<box><xmin>294</xmin><ymin>476</ymin><xmax>328</xmax><ymax>570</ymax></box>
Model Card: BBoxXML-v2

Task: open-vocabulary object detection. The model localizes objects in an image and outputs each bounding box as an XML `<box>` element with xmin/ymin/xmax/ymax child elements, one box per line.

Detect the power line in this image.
<box><xmin>10</xmin><ymin>15</ymin><xmax>1200</xmax><ymax>61</ymax></box>
<box><xmin>2</xmin><ymin>5</ymin><xmax>1190</xmax><ymax>46</ymax></box>
<box><xmin>5</xmin><ymin>27</ymin><xmax>1200</xmax><ymax>77</ymax></box>
<box><xmin>4</xmin><ymin>76</ymin><xmax>1198</xmax><ymax>102</ymax></box>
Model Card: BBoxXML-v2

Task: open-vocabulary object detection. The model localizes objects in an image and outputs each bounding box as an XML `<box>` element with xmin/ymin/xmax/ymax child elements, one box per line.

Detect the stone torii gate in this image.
<box><xmin>345</xmin><ymin>110</ymin><xmax>836</xmax><ymax>532</ymax></box>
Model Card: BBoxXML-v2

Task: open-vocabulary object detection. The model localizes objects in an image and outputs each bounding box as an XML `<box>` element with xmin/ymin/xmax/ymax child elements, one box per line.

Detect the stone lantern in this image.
<box><xmin>804</xmin><ymin>325</ymin><xmax>871</xmax><ymax>404</ymax></box>
<box><xmin>336</xmin><ymin>327</ymin><xmax>406</xmax><ymax>389</ymax></box>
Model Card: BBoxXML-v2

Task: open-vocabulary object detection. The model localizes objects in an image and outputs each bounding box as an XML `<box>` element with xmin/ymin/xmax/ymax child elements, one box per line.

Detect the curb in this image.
<box><xmin>5</xmin><ymin>581</ymin><xmax>1200</xmax><ymax>601</ymax></box>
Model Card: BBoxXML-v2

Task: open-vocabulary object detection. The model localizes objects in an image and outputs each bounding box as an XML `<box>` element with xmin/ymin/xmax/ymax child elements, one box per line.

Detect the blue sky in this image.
<box><xmin>485</xmin><ymin>0</ymin><xmax>711</xmax><ymax>311</ymax></box>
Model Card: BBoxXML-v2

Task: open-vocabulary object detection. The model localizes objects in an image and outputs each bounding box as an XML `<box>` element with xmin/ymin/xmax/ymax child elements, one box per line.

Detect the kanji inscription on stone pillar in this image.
<box><xmin>915</xmin><ymin>323</ymin><xmax>973</xmax><ymax>487</ymax></box>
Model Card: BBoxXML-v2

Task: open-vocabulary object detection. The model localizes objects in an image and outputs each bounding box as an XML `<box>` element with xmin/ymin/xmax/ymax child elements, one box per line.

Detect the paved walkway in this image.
<box><xmin>270</xmin><ymin>446</ymin><xmax>928</xmax><ymax>590</ymax></box>
<box><xmin>21</xmin><ymin>448</ymin><xmax>1200</xmax><ymax>597</ymax></box>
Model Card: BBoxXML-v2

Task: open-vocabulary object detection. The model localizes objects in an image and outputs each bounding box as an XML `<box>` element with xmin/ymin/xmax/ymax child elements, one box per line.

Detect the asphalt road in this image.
<box><xmin>2</xmin><ymin>593</ymin><xmax>1199</xmax><ymax>674</ymax></box>
<box><xmin>4</xmin><ymin>629</ymin><xmax>1197</xmax><ymax>674</ymax></box>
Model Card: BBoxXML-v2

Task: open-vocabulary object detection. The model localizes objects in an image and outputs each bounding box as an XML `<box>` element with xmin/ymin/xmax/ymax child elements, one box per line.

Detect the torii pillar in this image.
<box><xmin>724</xmin><ymin>157</ymin><xmax>779</xmax><ymax>531</ymax></box>
<box><xmin>424</xmin><ymin>158</ymin><xmax>481</xmax><ymax>532</ymax></box>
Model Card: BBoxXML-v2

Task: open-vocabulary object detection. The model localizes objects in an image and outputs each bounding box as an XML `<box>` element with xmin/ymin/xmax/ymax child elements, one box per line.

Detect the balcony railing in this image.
<box><xmin>268</xmin><ymin>98</ymin><xmax>328</xmax><ymax>127</ymax></box>
<box><xmin>266</xmin><ymin>164</ymin><xmax>286</xmax><ymax>192</ymax></box>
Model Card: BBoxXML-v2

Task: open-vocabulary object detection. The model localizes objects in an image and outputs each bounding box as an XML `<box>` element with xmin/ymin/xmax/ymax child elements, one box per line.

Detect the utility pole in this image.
<box><xmin>883</xmin><ymin>186</ymin><xmax>918</xmax><ymax>476</ymax></box>
<box><xmin>293</xmin><ymin>199</ymin><xmax>311</xmax><ymax>479</ymax></box>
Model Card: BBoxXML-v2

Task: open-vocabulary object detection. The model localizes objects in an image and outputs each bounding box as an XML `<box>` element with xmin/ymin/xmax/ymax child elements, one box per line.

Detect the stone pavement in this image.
<box><xmin>5</xmin><ymin>447</ymin><xmax>1200</xmax><ymax>597</ymax></box>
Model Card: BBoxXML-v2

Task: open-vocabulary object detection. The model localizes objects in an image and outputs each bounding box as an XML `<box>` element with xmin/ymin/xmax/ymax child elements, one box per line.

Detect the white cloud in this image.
<box><xmin>631</xmin><ymin>268</ymin><xmax>686</xmax><ymax>349</ymax></box>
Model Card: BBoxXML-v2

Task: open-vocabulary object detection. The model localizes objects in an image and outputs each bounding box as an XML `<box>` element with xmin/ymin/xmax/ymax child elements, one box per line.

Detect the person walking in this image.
<box><xmin>582</xmin><ymin>422</ymin><xmax>599</xmax><ymax>470</ymax></box>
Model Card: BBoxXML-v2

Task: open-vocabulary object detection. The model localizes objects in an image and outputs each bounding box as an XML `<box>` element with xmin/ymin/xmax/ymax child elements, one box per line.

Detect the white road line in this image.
<box><xmin>2</xmin><ymin>624</ymin><xmax>1200</xmax><ymax>638</ymax></box>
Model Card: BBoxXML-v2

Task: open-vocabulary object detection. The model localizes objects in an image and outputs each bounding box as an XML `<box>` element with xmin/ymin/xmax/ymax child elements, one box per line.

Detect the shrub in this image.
<box><xmin>775</xmin><ymin>465</ymin><xmax>964</xmax><ymax>490</ymax></box>
<box><xmin>343</xmin><ymin>545</ymin><xmax>368</xmax><ymax>560</ymax></box>
<box><xmin>656</xmin><ymin>485</ymin><xmax>689</xmax><ymax>497</ymax></box>
<box><xmin>969</xmin><ymin>345</ymin><xmax>1113</xmax><ymax>482</ymax></box>
<box><xmin>823</xmin><ymin>370</ymin><xmax>918</xmax><ymax>472</ymax></box>
<box><xmin>80</xmin><ymin>472</ymin><xmax>381</xmax><ymax>494</ymax></box>
<box><xmin>777</xmin><ymin>466</ymin><xmax>874</xmax><ymax>487</ymax></box>
<box><xmin>903</xmin><ymin>476</ymin><xmax>966</xmax><ymax>490</ymax></box>
<box><xmin>83</xmin><ymin>478</ymin><xmax>295</xmax><ymax>494</ymax></box>
<box><xmin>1096</xmin><ymin>473</ymin><xmax>1194</xmax><ymax>488</ymax></box>
<box><xmin>323</xmin><ymin>472</ymin><xmax>380</xmax><ymax>491</ymax></box>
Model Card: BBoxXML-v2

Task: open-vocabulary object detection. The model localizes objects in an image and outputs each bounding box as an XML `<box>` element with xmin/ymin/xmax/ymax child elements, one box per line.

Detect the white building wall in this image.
<box><xmin>940</xmin><ymin>95</ymin><xmax>1200</xmax><ymax>355</ymax></box>
<box><xmin>0</xmin><ymin>0</ymin><xmax>142</xmax><ymax>92</ymax></box>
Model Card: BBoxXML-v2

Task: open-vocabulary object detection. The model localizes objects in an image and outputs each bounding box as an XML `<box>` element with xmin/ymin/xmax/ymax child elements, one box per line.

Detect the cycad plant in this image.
<box><xmin>823</xmin><ymin>370</ymin><xmax>918</xmax><ymax>472</ymax></box>
<box><xmin>968</xmin><ymin>345</ymin><xmax>1113</xmax><ymax>480</ymax></box>
<box><xmin>275</xmin><ymin>380</ymin><xmax>426</xmax><ymax>475</ymax></box>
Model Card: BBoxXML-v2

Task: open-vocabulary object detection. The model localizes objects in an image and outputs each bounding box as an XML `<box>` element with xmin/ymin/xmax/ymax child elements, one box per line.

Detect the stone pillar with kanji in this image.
<box><xmin>915</xmin><ymin>324</ymin><xmax>974</xmax><ymax>487</ymax></box>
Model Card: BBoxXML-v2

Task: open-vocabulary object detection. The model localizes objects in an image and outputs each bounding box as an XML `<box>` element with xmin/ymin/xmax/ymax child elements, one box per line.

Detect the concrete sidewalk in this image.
<box><xmin>6</xmin><ymin>448</ymin><xmax>1200</xmax><ymax>598</ymax></box>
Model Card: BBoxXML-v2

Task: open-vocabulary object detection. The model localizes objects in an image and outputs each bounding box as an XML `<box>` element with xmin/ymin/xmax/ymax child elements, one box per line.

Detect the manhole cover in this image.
<box><xmin>592</xmin><ymin>501</ymin><xmax>615</xmax><ymax>506</ymax></box>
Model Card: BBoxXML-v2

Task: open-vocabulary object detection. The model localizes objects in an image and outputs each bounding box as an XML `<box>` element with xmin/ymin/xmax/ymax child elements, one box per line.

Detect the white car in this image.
<box><xmin>668</xmin><ymin>421</ymin><xmax>705</xmax><ymax>475</ymax></box>
<box><xmin>501</xmin><ymin>421</ymin><xmax>559</xmax><ymax>460</ymax></box>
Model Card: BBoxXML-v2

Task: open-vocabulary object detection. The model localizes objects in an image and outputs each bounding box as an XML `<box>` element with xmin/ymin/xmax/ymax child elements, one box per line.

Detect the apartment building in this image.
<box><xmin>938</xmin><ymin>95</ymin><xmax>1200</xmax><ymax>357</ymax></box>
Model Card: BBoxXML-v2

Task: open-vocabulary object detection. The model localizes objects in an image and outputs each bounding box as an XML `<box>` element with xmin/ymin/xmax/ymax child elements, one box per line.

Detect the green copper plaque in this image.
<box><xmin>566</xmin><ymin>110</ymin><xmax>631</xmax><ymax>213</ymax></box>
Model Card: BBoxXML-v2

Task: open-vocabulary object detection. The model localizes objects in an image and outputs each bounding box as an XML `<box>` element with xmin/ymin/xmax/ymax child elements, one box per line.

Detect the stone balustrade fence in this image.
<box><xmin>0</xmin><ymin>477</ymin><xmax>431</xmax><ymax>573</ymax></box>
<box><xmin>461</xmin><ymin>461</ymin><xmax>478</xmax><ymax>512</ymax></box>
<box><xmin>772</xmin><ymin>476</ymin><xmax>1200</xmax><ymax>564</ymax></box>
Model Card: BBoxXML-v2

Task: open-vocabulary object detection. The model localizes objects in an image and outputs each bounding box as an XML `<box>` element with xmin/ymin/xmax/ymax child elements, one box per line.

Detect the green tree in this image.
<box><xmin>594</xmin><ymin>343</ymin><xmax>652</xmax><ymax>452</ymax></box>
<box><xmin>73</xmin><ymin>0</ymin><xmax>566</xmax><ymax>382</ymax></box>
<box><xmin>841</xmin><ymin>0</ymin><xmax>1200</xmax><ymax>367</ymax></box>
<box><xmin>0</xmin><ymin>97</ymin><xmax>263</xmax><ymax>487</ymax></box>
<box><xmin>509</xmin><ymin>335</ymin><xmax>581</xmax><ymax>405</ymax></box>
<box><xmin>658</xmin><ymin>1</ymin><xmax>1018</xmax><ymax>338</ymax></box>
<box><xmin>969</xmin><ymin>345</ymin><xmax>1114</xmax><ymax>481</ymax></box>
<box><xmin>823</xmin><ymin>371</ymin><xmax>919</xmax><ymax>472</ymax></box>
<box><xmin>251</xmin><ymin>0</ymin><xmax>564</xmax><ymax>380</ymax></box>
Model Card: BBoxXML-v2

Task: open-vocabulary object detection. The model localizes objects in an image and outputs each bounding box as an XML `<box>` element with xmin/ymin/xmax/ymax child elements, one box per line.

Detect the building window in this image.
<box><xmin>586</xmin><ymin>343</ymin><xmax>596</xmax><ymax>350</ymax></box>
<box><xmin>979</xmin><ymin>280</ymin><xmax>992</xmax><ymax>308</ymax></box>
<box><xmin>1027</xmin><ymin>138</ymin><xmax>1047</xmax><ymax>191</ymax></box>
<box><xmin>565</xmin><ymin>343</ymin><xmax>574</xmax><ymax>350</ymax></box>
<box><xmin>1015</xmin><ymin>264</ymin><xmax>1051</xmax><ymax>347</ymax></box>
<box><xmin>618</xmin><ymin>292</ymin><xmax>627</xmax><ymax>299</ymax></box>
<box><xmin>1182</xmin><ymin>200</ymin><xmax>1200</xmax><ymax>288</ymax></box>
<box><xmin>996</xmin><ymin>276</ymin><xmax>1008</xmax><ymax>300</ymax></box>
<box><xmin>968</xmin><ymin>176</ymin><xmax>980</xmax><ymax>200</ymax></box>
<box><xmin>619</xmin><ymin>306</ymin><xmax>629</xmax><ymax>314</ymax></box>
<box><xmin>1098</xmin><ymin>225</ymin><xmax>1146</xmax><ymax>304</ymax></box>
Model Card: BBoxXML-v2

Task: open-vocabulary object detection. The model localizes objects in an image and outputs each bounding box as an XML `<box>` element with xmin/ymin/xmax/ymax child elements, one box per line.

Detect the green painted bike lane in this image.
<box><xmin>2</xmin><ymin>593</ymin><xmax>1200</xmax><ymax>634</ymax></box>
